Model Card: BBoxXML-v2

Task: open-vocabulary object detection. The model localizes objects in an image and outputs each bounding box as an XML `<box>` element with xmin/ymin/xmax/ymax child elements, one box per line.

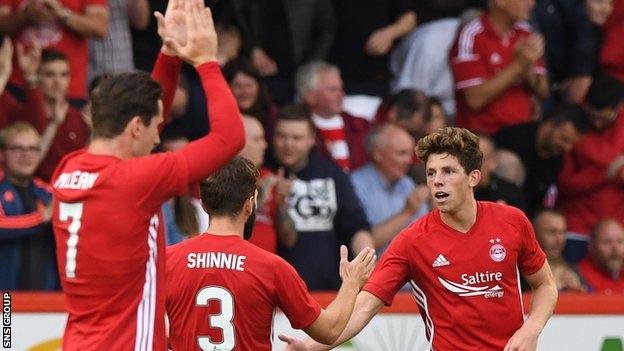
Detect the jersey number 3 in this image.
<box><xmin>59</xmin><ymin>202</ymin><xmax>84</xmax><ymax>279</ymax></box>
<box><xmin>196</xmin><ymin>286</ymin><xmax>236</xmax><ymax>350</ymax></box>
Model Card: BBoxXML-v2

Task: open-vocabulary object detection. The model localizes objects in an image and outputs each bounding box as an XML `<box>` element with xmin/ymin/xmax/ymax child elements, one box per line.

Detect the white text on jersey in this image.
<box><xmin>187</xmin><ymin>252</ymin><xmax>246</xmax><ymax>271</ymax></box>
<box><xmin>54</xmin><ymin>171</ymin><xmax>99</xmax><ymax>190</ymax></box>
<box><xmin>461</xmin><ymin>271</ymin><xmax>502</xmax><ymax>285</ymax></box>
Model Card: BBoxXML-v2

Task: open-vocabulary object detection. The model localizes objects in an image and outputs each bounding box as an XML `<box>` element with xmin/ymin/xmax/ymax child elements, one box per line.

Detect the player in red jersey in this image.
<box><xmin>165</xmin><ymin>157</ymin><xmax>376</xmax><ymax>350</ymax></box>
<box><xmin>50</xmin><ymin>0</ymin><xmax>245</xmax><ymax>349</ymax></box>
<box><xmin>282</xmin><ymin>127</ymin><xmax>558</xmax><ymax>351</ymax></box>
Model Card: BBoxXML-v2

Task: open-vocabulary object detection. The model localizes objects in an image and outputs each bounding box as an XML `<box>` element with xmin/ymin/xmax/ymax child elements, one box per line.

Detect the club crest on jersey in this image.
<box><xmin>489</xmin><ymin>238</ymin><xmax>506</xmax><ymax>262</ymax></box>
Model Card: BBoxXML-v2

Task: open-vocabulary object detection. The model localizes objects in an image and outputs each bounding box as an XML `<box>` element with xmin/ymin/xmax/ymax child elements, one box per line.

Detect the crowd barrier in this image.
<box><xmin>4</xmin><ymin>292</ymin><xmax>624</xmax><ymax>350</ymax></box>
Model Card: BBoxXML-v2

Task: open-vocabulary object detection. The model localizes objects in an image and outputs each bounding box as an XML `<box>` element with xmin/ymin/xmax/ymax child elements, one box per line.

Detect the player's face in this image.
<box><xmin>273</xmin><ymin>120</ymin><xmax>316</xmax><ymax>169</ymax></box>
<box><xmin>534</xmin><ymin>212</ymin><xmax>567</xmax><ymax>257</ymax></box>
<box><xmin>239</xmin><ymin>117</ymin><xmax>267</xmax><ymax>167</ymax></box>
<box><xmin>0</xmin><ymin>131</ymin><xmax>42</xmax><ymax>180</ymax></box>
<box><xmin>593</xmin><ymin>223</ymin><xmax>624</xmax><ymax>274</ymax></box>
<box><xmin>134</xmin><ymin>101</ymin><xmax>164</xmax><ymax>157</ymax></box>
<box><xmin>39</xmin><ymin>59</ymin><xmax>70</xmax><ymax>102</ymax></box>
<box><xmin>230</xmin><ymin>72</ymin><xmax>260</xmax><ymax>111</ymax></box>
<box><xmin>426</xmin><ymin>153</ymin><xmax>480</xmax><ymax>214</ymax></box>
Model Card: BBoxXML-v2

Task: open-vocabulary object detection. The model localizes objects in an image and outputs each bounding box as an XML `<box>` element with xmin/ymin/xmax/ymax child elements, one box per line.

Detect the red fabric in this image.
<box><xmin>315</xmin><ymin>118</ymin><xmax>350</xmax><ymax>170</ymax></box>
<box><xmin>450</xmin><ymin>14</ymin><xmax>546</xmax><ymax>135</ymax></box>
<box><xmin>52</xmin><ymin>151</ymin><xmax>189</xmax><ymax>350</ymax></box>
<box><xmin>0</xmin><ymin>88</ymin><xmax>47</xmax><ymax>131</ymax></box>
<box><xmin>316</xmin><ymin>112</ymin><xmax>370</xmax><ymax>172</ymax></box>
<box><xmin>166</xmin><ymin>233</ymin><xmax>321</xmax><ymax>350</ymax></box>
<box><xmin>51</xmin><ymin>58</ymin><xmax>243</xmax><ymax>350</ymax></box>
<box><xmin>578</xmin><ymin>257</ymin><xmax>624</xmax><ymax>294</ymax></box>
<box><xmin>558</xmin><ymin>109</ymin><xmax>624</xmax><ymax>236</ymax></box>
<box><xmin>151</xmin><ymin>53</ymin><xmax>182</xmax><ymax>127</ymax></box>
<box><xmin>178</xmin><ymin>62</ymin><xmax>245</xmax><ymax>182</ymax></box>
<box><xmin>2</xmin><ymin>0</ymin><xmax>107</xmax><ymax>99</ymax></box>
<box><xmin>600</xmin><ymin>0</ymin><xmax>624</xmax><ymax>82</ymax></box>
<box><xmin>249</xmin><ymin>168</ymin><xmax>277</xmax><ymax>253</ymax></box>
<box><xmin>36</xmin><ymin>106</ymin><xmax>89</xmax><ymax>182</ymax></box>
<box><xmin>363</xmin><ymin>201</ymin><xmax>546</xmax><ymax>350</ymax></box>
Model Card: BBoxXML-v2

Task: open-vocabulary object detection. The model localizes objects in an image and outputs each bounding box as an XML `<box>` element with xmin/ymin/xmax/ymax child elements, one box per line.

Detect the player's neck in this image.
<box><xmin>88</xmin><ymin>137</ymin><xmax>134</xmax><ymax>160</ymax></box>
<box><xmin>440</xmin><ymin>197</ymin><xmax>478</xmax><ymax>233</ymax></box>
<box><xmin>207</xmin><ymin>217</ymin><xmax>244</xmax><ymax>238</ymax></box>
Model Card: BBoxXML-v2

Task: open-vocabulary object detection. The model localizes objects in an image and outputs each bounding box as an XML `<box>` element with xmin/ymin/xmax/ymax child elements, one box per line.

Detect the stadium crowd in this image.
<box><xmin>0</xmin><ymin>0</ymin><xmax>623</xmax><ymax>297</ymax></box>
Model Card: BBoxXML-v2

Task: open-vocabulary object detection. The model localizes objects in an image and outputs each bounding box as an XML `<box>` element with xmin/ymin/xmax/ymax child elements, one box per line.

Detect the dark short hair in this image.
<box><xmin>389</xmin><ymin>89</ymin><xmax>428</xmax><ymax>122</ymax></box>
<box><xmin>275</xmin><ymin>103</ymin><xmax>316</xmax><ymax>134</ymax></box>
<box><xmin>90</xmin><ymin>72</ymin><xmax>162</xmax><ymax>138</ymax></box>
<box><xmin>41</xmin><ymin>49</ymin><xmax>68</xmax><ymax>64</ymax></box>
<box><xmin>200</xmin><ymin>157</ymin><xmax>259</xmax><ymax>217</ymax></box>
<box><xmin>547</xmin><ymin>102</ymin><xmax>590</xmax><ymax>133</ymax></box>
<box><xmin>586</xmin><ymin>74</ymin><xmax>624</xmax><ymax>110</ymax></box>
<box><xmin>416</xmin><ymin>127</ymin><xmax>482</xmax><ymax>174</ymax></box>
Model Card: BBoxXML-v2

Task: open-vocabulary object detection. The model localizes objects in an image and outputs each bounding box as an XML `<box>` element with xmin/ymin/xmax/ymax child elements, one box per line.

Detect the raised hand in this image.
<box><xmin>154</xmin><ymin>0</ymin><xmax>186</xmax><ymax>55</ymax></box>
<box><xmin>161</xmin><ymin>0</ymin><xmax>217</xmax><ymax>67</ymax></box>
<box><xmin>16</xmin><ymin>41</ymin><xmax>42</xmax><ymax>82</ymax></box>
<box><xmin>339</xmin><ymin>245</ymin><xmax>376</xmax><ymax>289</ymax></box>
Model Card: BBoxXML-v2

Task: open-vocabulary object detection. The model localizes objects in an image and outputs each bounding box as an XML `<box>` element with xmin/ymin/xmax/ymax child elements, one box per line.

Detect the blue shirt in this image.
<box><xmin>350</xmin><ymin>164</ymin><xmax>430</xmax><ymax>251</ymax></box>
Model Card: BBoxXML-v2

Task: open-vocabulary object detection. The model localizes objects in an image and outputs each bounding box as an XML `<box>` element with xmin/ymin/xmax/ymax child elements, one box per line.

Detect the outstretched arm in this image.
<box><xmin>162</xmin><ymin>0</ymin><xmax>244</xmax><ymax>182</ymax></box>
<box><xmin>280</xmin><ymin>291</ymin><xmax>384</xmax><ymax>351</ymax></box>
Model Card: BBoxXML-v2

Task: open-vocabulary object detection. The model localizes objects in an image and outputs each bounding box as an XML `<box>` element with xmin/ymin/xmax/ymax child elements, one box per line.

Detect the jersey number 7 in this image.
<box><xmin>59</xmin><ymin>202</ymin><xmax>84</xmax><ymax>279</ymax></box>
<box><xmin>196</xmin><ymin>286</ymin><xmax>236</xmax><ymax>350</ymax></box>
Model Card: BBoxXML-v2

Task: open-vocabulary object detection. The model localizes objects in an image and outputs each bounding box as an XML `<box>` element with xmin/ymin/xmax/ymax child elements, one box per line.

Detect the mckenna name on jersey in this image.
<box><xmin>53</xmin><ymin>171</ymin><xmax>99</xmax><ymax>190</ymax></box>
<box><xmin>187</xmin><ymin>252</ymin><xmax>247</xmax><ymax>272</ymax></box>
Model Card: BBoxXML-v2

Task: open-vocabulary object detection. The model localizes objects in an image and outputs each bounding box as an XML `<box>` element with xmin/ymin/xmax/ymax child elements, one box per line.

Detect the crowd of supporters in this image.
<box><xmin>0</xmin><ymin>0</ymin><xmax>622</xmax><ymax>294</ymax></box>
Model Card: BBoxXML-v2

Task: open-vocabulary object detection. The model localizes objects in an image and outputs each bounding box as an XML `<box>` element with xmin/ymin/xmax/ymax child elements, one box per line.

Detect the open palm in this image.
<box><xmin>155</xmin><ymin>0</ymin><xmax>187</xmax><ymax>50</ymax></box>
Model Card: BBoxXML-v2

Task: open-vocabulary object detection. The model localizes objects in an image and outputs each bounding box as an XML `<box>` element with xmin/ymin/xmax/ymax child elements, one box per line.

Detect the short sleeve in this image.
<box><xmin>450</xmin><ymin>22</ymin><xmax>489</xmax><ymax>90</ymax></box>
<box><xmin>517</xmin><ymin>212</ymin><xmax>546</xmax><ymax>276</ymax></box>
<box><xmin>362</xmin><ymin>231</ymin><xmax>411</xmax><ymax>305</ymax></box>
<box><xmin>274</xmin><ymin>258</ymin><xmax>322</xmax><ymax>330</ymax></box>
<box><xmin>124</xmin><ymin>152</ymin><xmax>189</xmax><ymax>208</ymax></box>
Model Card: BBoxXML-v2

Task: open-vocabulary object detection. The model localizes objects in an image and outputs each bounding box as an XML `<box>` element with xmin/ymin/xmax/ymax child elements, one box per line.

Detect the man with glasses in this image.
<box><xmin>0</xmin><ymin>121</ymin><xmax>57</xmax><ymax>291</ymax></box>
<box><xmin>558</xmin><ymin>74</ymin><xmax>624</xmax><ymax>263</ymax></box>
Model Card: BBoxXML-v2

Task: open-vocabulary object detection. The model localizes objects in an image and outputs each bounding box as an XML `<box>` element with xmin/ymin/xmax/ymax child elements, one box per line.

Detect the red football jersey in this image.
<box><xmin>52</xmin><ymin>151</ymin><xmax>189</xmax><ymax>350</ymax></box>
<box><xmin>364</xmin><ymin>201</ymin><xmax>546</xmax><ymax>351</ymax></box>
<box><xmin>450</xmin><ymin>14</ymin><xmax>546</xmax><ymax>135</ymax></box>
<box><xmin>166</xmin><ymin>233</ymin><xmax>321</xmax><ymax>351</ymax></box>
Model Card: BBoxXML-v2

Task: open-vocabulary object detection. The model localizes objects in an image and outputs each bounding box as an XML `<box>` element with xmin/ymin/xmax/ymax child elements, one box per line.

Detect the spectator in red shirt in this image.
<box><xmin>0</xmin><ymin>0</ymin><xmax>109</xmax><ymax>102</ymax></box>
<box><xmin>296</xmin><ymin>61</ymin><xmax>370</xmax><ymax>172</ymax></box>
<box><xmin>578</xmin><ymin>219</ymin><xmax>624</xmax><ymax>294</ymax></box>
<box><xmin>238</xmin><ymin>114</ymin><xmax>296</xmax><ymax>253</ymax></box>
<box><xmin>558</xmin><ymin>75</ymin><xmax>624</xmax><ymax>263</ymax></box>
<box><xmin>35</xmin><ymin>50</ymin><xmax>89</xmax><ymax>181</ymax></box>
<box><xmin>450</xmin><ymin>0</ymin><xmax>549</xmax><ymax>135</ymax></box>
